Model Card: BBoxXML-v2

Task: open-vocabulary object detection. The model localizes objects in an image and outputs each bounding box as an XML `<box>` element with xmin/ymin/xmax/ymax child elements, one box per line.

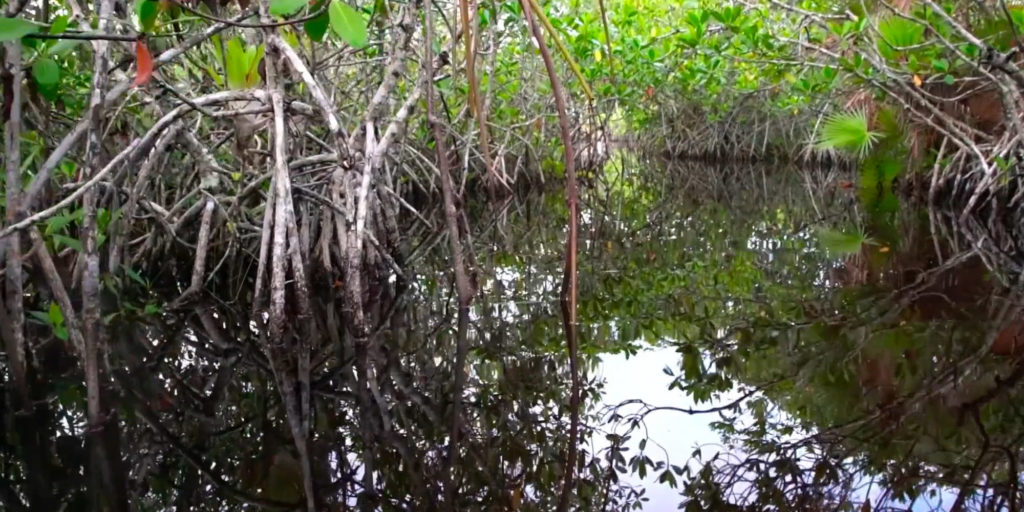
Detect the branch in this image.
<box><xmin>170</xmin><ymin>197</ymin><xmax>217</xmax><ymax>307</ymax></box>
<box><xmin>172</xmin><ymin>2</ymin><xmax>327</xmax><ymax>29</ymax></box>
<box><xmin>271</xmin><ymin>36</ymin><xmax>342</xmax><ymax>136</ymax></box>
<box><xmin>611</xmin><ymin>383</ymin><xmax>776</xmax><ymax>420</ymax></box>
<box><xmin>25</xmin><ymin>31</ymin><xmax>138</xmax><ymax>41</ymax></box>
<box><xmin>259</xmin><ymin>0</ymin><xmax>316</xmax><ymax>508</ymax></box>
<box><xmin>21</xmin><ymin>13</ymin><xmax>245</xmax><ymax>213</ymax></box>
<box><xmin>27</xmin><ymin>228</ymin><xmax>87</xmax><ymax>359</ymax></box>
<box><xmin>349</xmin><ymin>4</ymin><xmax>419</xmax><ymax>148</ymax></box>
<box><xmin>1</xmin><ymin>90</ymin><xmax>264</xmax><ymax>238</ymax></box>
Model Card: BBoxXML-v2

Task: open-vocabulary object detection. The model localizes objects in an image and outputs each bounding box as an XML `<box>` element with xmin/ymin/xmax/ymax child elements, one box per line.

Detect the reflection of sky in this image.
<box><xmin>529</xmin><ymin>163</ymin><xmax>973</xmax><ymax>510</ymax></box>
<box><xmin>595</xmin><ymin>347</ymin><xmax>732</xmax><ymax>510</ymax></box>
<box><xmin>596</xmin><ymin>348</ymin><xmax>962</xmax><ymax>511</ymax></box>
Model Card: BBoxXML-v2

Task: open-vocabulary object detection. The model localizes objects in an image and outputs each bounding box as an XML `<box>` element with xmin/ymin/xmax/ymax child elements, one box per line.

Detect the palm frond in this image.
<box><xmin>877</xmin><ymin>16</ymin><xmax>925</xmax><ymax>59</ymax></box>
<box><xmin>816</xmin><ymin>110</ymin><xmax>881</xmax><ymax>157</ymax></box>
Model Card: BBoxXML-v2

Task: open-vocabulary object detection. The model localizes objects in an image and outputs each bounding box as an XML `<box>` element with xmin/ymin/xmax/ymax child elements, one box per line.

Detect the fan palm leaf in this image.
<box><xmin>816</xmin><ymin>110</ymin><xmax>882</xmax><ymax>157</ymax></box>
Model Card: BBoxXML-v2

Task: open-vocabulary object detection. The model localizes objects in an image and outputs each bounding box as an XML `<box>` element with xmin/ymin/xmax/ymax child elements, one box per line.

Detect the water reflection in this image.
<box><xmin>4</xmin><ymin>156</ymin><xmax>1023</xmax><ymax>511</ymax></box>
<box><xmin>590</xmin><ymin>158</ymin><xmax>1024</xmax><ymax>511</ymax></box>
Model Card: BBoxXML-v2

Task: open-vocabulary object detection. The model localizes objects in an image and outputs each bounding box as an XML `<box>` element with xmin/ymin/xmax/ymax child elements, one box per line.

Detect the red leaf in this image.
<box><xmin>132</xmin><ymin>40</ymin><xmax>154</xmax><ymax>87</ymax></box>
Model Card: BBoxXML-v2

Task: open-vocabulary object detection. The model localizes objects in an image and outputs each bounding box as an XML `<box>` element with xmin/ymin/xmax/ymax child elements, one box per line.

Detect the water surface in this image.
<box><xmin>9</xmin><ymin>156</ymin><xmax>1024</xmax><ymax>511</ymax></box>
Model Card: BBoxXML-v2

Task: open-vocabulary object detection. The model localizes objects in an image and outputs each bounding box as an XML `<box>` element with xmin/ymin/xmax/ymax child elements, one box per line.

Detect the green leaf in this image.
<box><xmin>876</xmin><ymin>16</ymin><xmax>924</xmax><ymax>60</ymax></box>
<box><xmin>54</xmin><ymin>325</ymin><xmax>68</xmax><ymax>341</ymax></box>
<box><xmin>270</xmin><ymin>0</ymin><xmax>307</xmax><ymax>17</ymax></box>
<box><xmin>210</xmin><ymin>33</ymin><xmax>223</xmax><ymax>62</ymax></box>
<box><xmin>49</xmin><ymin>38</ymin><xmax>82</xmax><ymax>56</ymax></box>
<box><xmin>683</xmin><ymin>351</ymin><xmax>702</xmax><ymax>380</ymax></box>
<box><xmin>32</xmin><ymin>57</ymin><xmax>60</xmax><ymax>87</ymax></box>
<box><xmin>49</xmin><ymin>15</ymin><xmax>69</xmax><ymax>35</ymax></box>
<box><xmin>28</xmin><ymin>310</ymin><xmax>51</xmax><ymax>325</ymax></box>
<box><xmin>282</xmin><ymin>26</ymin><xmax>300</xmax><ymax>48</ymax></box>
<box><xmin>943</xmin><ymin>73</ymin><xmax>955</xmax><ymax>85</ymax></box>
<box><xmin>816</xmin><ymin>228</ymin><xmax>867</xmax><ymax>255</ymax></box>
<box><xmin>816</xmin><ymin>110</ymin><xmax>881</xmax><ymax>156</ymax></box>
<box><xmin>135</xmin><ymin>0</ymin><xmax>159</xmax><ymax>33</ymax></box>
<box><xmin>244</xmin><ymin>44</ymin><xmax>264</xmax><ymax>87</ymax></box>
<box><xmin>126</xmin><ymin>267</ymin><xmax>147</xmax><ymax>287</ymax></box>
<box><xmin>48</xmin><ymin>302</ymin><xmax>64</xmax><ymax>326</ymax></box>
<box><xmin>658</xmin><ymin>469</ymin><xmax>677</xmax><ymax>487</ymax></box>
<box><xmin>304</xmin><ymin>6</ymin><xmax>329</xmax><ymax>42</ymax></box>
<box><xmin>45</xmin><ymin>213</ymin><xmax>74</xmax><ymax>235</ymax></box>
<box><xmin>224</xmin><ymin>37</ymin><xmax>249</xmax><ymax>89</ymax></box>
<box><xmin>329</xmin><ymin>1</ymin><xmax>368</xmax><ymax>49</ymax></box>
<box><xmin>0</xmin><ymin>17</ymin><xmax>42</xmax><ymax>42</ymax></box>
<box><xmin>33</xmin><ymin>56</ymin><xmax>60</xmax><ymax>101</ymax></box>
<box><xmin>52</xmin><ymin>234</ymin><xmax>83</xmax><ymax>252</ymax></box>
<box><xmin>97</xmin><ymin>208</ymin><xmax>114</xmax><ymax>231</ymax></box>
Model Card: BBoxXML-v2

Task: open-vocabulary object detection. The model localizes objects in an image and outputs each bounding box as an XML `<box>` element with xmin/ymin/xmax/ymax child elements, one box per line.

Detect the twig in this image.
<box><xmin>154</xmin><ymin>77</ymin><xmax>216</xmax><ymax>117</ymax></box>
<box><xmin>25</xmin><ymin>31</ymin><xmax>138</xmax><ymax>42</ymax></box>
<box><xmin>172</xmin><ymin>2</ymin><xmax>328</xmax><ymax>29</ymax></box>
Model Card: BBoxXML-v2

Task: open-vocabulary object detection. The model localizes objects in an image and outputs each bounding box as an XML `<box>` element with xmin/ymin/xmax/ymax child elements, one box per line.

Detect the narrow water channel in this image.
<box><xmin>9</xmin><ymin>155</ymin><xmax>1023</xmax><ymax>510</ymax></box>
<box><xmin>479</xmin><ymin>155</ymin><xmax>1024</xmax><ymax>510</ymax></box>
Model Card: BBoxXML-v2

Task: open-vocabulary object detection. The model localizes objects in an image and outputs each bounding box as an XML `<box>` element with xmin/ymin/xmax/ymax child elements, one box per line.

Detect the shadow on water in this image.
<box><xmin>6</xmin><ymin>154</ymin><xmax>1024</xmax><ymax>511</ymax></box>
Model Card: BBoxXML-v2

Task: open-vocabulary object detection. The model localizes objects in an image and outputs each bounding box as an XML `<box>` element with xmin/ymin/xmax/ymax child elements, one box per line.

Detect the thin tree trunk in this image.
<box><xmin>426</xmin><ymin>2</ymin><xmax>476</xmax><ymax>508</ymax></box>
<box><xmin>521</xmin><ymin>2</ymin><xmax>582</xmax><ymax>511</ymax></box>
<box><xmin>80</xmin><ymin>0</ymin><xmax>129</xmax><ymax>508</ymax></box>
<box><xmin>2</xmin><ymin>38</ymin><xmax>57</xmax><ymax>511</ymax></box>
<box><xmin>256</xmin><ymin>0</ymin><xmax>317</xmax><ymax>507</ymax></box>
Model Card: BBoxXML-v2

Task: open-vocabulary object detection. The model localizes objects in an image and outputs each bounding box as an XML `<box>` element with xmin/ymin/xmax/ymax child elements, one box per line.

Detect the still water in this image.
<box><xmin>7</xmin><ymin>156</ymin><xmax>1024</xmax><ymax>511</ymax></box>
<box><xmin>480</xmin><ymin>157</ymin><xmax>1024</xmax><ymax>511</ymax></box>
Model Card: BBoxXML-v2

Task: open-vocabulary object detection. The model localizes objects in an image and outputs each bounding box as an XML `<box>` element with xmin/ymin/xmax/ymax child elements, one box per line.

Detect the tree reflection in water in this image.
<box><xmin>596</xmin><ymin>159</ymin><xmax>1024</xmax><ymax>511</ymax></box>
<box><xmin>3</xmin><ymin>156</ymin><xmax>1023</xmax><ymax>511</ymax></box>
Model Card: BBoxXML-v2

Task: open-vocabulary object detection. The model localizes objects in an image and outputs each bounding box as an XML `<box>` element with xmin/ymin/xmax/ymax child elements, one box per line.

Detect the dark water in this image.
<box><xmin>5</xmin><ymin>156</ymin><xmax>1024</xmax><ymax>511</ymax></box>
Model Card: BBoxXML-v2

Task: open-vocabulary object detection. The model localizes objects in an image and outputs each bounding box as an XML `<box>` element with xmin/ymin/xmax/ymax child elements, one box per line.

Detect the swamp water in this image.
<box><xmin>11</xmin><ymin>157</ymin><xmax>1024</xmax><ymax>511</ymax></box>
<box><xmin>454</xmin><ymin>157</ymin><xmax>1024</xmax><ymax>510</ymax></box>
